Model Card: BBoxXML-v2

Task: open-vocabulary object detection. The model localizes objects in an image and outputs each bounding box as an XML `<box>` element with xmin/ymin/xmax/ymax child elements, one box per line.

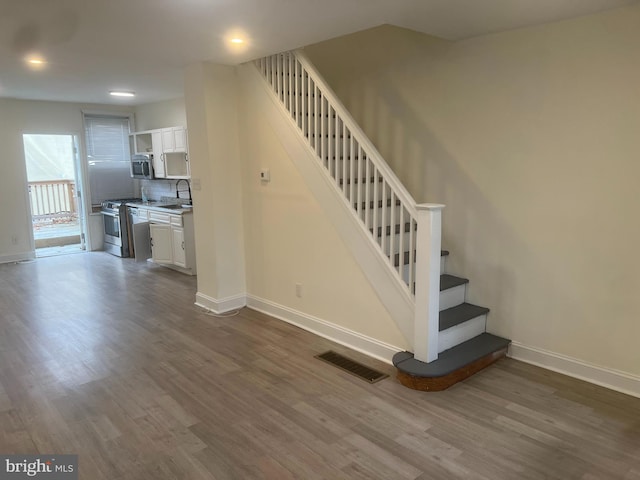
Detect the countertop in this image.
<box><xmin>127</xmin><ymin>201</ymin><xmax>194</xmax><ymax>215</ymax></box>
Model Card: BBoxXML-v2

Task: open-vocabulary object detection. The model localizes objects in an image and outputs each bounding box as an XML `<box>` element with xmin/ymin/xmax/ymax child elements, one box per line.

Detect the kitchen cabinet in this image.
<box><xmin>148</xmin><ymin>209</ymin><xmax>196</xmax><ymax>275</ymax></box>
<box><xmin>151</xmin><ymin>130</ymin><xmax>165</xmax><ymax>178</ymax></box>
<box><xmin>129</xmin><ymin>126</ymin><xmax>189</xmax><ymax>179</ymax></box>
<box><xmin>149</xmin><ymin>223</ymin><xmax>172</xmax><ymax>264</ymax></box>
<box><xmin>171</xmin><ymin>227</ymin><xmax>186</xmax><ymax>268</ymax></box>
<box><xmin>162</xmin><ymin>127</ymin><xmax>189</xmax><ymax>179</ymax></box>
<box><xmin>129</xmin><ymin>131</ymin><xmax>153</xmax><ymax>155</ymax></box>
<box><xmin>161</xmin><ymin>127</ymin><xmax>187</xmax><ymax>153</ymax></box>
<box><xmin>164</xmin><ymin>152</ymin><xmax>190</xmax><ymax>178</ymax></box>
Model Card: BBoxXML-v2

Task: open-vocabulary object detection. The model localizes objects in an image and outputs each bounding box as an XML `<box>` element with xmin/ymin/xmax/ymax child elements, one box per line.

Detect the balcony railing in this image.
<box><xmin>28</xmin><ymin>180</ymin><xmax>77</xmax><ymax>221</ymax></box>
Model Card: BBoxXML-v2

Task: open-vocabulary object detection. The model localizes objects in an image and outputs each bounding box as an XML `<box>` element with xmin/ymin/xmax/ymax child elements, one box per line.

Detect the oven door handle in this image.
<box><xmin>101</xmin><ymin>211</ymin><xmax>119</xmax><ymax>218</ymax></box>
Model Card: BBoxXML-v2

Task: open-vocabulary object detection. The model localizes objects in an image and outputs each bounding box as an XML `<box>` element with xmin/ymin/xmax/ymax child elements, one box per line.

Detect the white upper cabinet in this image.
<box><xmin>129</xmin><ymin>131</ymin><xmax>153</xmax><ymax>155</ymax></box>
<box><xmin>161</xmin><ymin>127</ymin><xmax>187</xmax><ymax>153</ymax></box>
<box><xmin>129</xmin><ymin>126</ymin><xmax>189</xmax><ymax>179</ymax></box>
<box><xmin>151</xmin><ymin>130</ymin><xmax>165</xmax><ymax>178</ymax></box>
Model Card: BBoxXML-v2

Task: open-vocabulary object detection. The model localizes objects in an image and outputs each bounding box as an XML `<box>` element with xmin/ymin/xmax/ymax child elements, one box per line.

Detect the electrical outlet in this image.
<box><xmin>295</xmin><ymin>283</ymin><xmax>303</xmax><ymax>298</ymax></box>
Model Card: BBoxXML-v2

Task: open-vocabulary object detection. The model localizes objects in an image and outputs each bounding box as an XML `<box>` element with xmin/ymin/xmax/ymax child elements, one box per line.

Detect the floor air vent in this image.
<box><xmin>315</xmin><ymin>351</ymin><xmax>388</xmax><ymax>384</ymax></box>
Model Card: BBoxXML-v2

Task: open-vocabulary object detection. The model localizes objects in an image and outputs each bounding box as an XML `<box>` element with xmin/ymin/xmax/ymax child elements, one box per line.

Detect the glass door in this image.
<box><xmin>23</xmin><ymin>134</ymin><xmax>87</xmax><ymax>257</ymax></box>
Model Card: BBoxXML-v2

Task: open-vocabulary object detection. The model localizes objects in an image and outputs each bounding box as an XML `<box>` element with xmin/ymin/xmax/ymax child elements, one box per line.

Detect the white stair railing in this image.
<box><xmin>254</xmin><ymin>51</ymin><xmax>443</xmax><ymax>363</ymax></box>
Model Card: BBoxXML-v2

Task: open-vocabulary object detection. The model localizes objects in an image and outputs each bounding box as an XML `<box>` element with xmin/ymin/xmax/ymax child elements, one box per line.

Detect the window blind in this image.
<box><xmin>83</xmin><ymin>114</ymin><xmax>134</xmax><ymax>206</ymax></box>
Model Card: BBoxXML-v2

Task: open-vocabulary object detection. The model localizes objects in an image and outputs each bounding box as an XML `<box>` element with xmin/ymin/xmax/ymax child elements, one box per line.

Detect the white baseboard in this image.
<box><xmin>195</xmin><ymin>292</ymin><xmax>246</xmax><ymax>314</ymax></box>
<box><xmin>246</xmin><ymin>295</ymin><xmax>402</xmax><ymax>364</ymax></box>
<box><xmin>509</xmin><ymin>342</ymin><xmax>640</xmax><ymax>399</ymax></box>
<box><xmin>0</xmin><ymin>252</ymin><xmax>36</xmax><ymax>264</ymax></box>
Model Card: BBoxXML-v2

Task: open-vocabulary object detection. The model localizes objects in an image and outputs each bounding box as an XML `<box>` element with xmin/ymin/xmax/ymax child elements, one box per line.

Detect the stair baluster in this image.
<box><xmin>254</xmin><ymin>51</ymin><xmax>444</xmax><ymax>363</ymax></box>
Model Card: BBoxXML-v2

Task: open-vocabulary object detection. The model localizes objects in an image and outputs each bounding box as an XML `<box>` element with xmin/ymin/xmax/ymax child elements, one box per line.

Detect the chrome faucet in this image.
<box><xmin>176</xmin><ymin>179</ymin><xmax>192</xmax><ymax>205</ymax></box>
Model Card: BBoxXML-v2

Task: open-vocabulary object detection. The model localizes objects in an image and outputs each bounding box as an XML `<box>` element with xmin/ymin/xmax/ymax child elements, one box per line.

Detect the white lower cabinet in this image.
<box><xmin>148</xmin><ymin>211</ymin><xmax>196</xmax><ymax>275</ymax></box>
<box><xmin>171</xmin><ymin>227</ymin><xmax>186</xmax><ymax>268</ymax></box>
<box><xmin>150</xmin><ymin>223</ymin><xmax>173</xmax><ymax>264</ymax></box>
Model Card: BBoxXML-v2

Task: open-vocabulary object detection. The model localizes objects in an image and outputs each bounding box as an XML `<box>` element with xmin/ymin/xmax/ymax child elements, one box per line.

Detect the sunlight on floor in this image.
<box><xmin>36</xmin><ymin>244</ymin><xmax>85</xmax><ymax>258</ymax></box>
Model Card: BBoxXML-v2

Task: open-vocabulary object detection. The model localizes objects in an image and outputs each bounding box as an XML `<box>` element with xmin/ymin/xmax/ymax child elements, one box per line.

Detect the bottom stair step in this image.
<box><xmin>392</xmin><ymin>333</ymin><xmax>511</xmax><ymax>392</ymax></box>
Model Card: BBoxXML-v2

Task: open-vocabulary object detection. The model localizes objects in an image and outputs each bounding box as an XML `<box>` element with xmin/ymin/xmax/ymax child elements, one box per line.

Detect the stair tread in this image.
<box><xmin>392</xmin><ymin>333</ymin><xmax>511</xmax><ymax>378</ymax></box>
<box><xmin>439</xmin><ymin>302</ymin><xmax>489</xmax><ymax>331</ymax></box>
<box><xmin>440</xmin><ymin>274</ymin><xmax>469</xmax><ymax>291</ymax></box>
<box><xmin>393</xmin><ymin>250</ymin><xmax>449</xmax><ymax>267</ymax></box>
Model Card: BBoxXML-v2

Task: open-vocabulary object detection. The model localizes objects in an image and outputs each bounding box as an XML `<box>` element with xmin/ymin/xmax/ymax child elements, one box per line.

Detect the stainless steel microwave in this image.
<box><xmin>131</xmin><ymin>154</ymin><xmax>153</xmax><ymax>179</ymax></box>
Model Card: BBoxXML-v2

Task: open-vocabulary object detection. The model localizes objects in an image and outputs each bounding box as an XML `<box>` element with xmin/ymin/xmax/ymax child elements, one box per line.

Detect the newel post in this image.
<box><xmin>414</xmin><ymin>203</ymin><xmax>445</xmax><ymax>363</ymax></box>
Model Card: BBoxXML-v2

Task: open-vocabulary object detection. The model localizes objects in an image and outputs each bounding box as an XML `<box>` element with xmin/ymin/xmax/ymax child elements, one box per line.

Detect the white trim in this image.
<box><xmin>508</xmin><ymin>342</ymin><xmax>640</xmax><ymax>399</ymax></box>
<box><xmin>413</xmin><ymin>204</ymin><xmax>443</xmax><ymax>363</ymax></box>
<box><xmin>246</xmin><ymin>295</ymin><xmax>402</xmax><ymax>365</ymax></box>
<box><xmin>195</xmin><ymin>292</ymin><xmax>246</xmax><ymax>314</ymax></box>
<box><xmin>0</xmin><ymin>252</ymin><xmax>36</xmax><ymax>264</ymax></box>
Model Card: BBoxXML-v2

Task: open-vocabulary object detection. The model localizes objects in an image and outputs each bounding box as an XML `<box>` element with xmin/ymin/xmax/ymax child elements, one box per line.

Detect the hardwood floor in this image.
<box><xmin>0</xmin><ymin>253</ymin><xmax>639</xmax><ymax>479</ymax></box>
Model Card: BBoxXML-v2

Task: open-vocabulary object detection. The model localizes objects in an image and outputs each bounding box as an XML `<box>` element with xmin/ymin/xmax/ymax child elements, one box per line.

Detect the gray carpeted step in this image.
<box><xmin>440</xmin><ymin>274</ymin><xmax>468</xmax><ymax>291</ymax></box>
<box><xmin>392</xmin><ymin>333</ymin><xmax>510</xmax><ymax>378</ymax></box>
<box><xmin>439</xmin><ymin>303</ymin><xmax>489</xmax><ymax>331</ymax></box>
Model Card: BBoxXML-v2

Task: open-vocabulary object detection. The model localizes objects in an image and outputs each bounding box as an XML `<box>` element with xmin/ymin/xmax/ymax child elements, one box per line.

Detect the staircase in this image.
<box><xmin>252</xmin><ymin>50</ymin><xmax>510</xmax><ymax>391</ymax></box>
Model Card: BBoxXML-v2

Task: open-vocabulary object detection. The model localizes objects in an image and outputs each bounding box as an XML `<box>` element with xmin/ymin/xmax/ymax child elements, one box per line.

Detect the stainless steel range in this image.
<box><xmin>101</xmin><ymin>198</ymin><xmax>142</xmax><ymax>257</ymax></box>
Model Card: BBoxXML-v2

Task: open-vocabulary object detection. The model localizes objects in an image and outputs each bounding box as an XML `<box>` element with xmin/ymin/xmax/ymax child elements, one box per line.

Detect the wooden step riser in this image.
<box><xmin>438</xmin><ymin>314</ymin><xmax>487</xmax><ymax>353</ymax></box>
<box><xmin>396</xmin><ymin>346</ymin><xmax>508</xmax><ymax>392</ymax></box>
<box><xmin>440</xmin><ymin>283</ymin><xmax>466</xmax><ymax>311</ymax></box>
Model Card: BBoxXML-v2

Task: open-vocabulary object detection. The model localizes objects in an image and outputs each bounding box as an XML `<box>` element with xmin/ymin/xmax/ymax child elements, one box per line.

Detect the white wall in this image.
<box><xmin>179</xmin><ymin>61</ymin><xmax>408</xmax><ymax>356</ymax></box>
<box><xmin>134</xmin><ymin>98</ymin><xmax>187</xmax><ymax>131</ymax></box>
<box><xmin>237</xmin><ymin>77</ymin><xmax>408</xmax><ymax>351</ymax></box>
<box><xmin>0</xmin><ymin>99</ymin><xmax>134</xmax><ymax>261</ymax></box>
<box><xmin>184</xmin><ymin>63</ymin><xmax>247</xmax><ymax>308</ymax></box>
<box><xmin>304</xmin><ymin>5</ymin><xmax>640</xmax><ymax>378</ymax></box>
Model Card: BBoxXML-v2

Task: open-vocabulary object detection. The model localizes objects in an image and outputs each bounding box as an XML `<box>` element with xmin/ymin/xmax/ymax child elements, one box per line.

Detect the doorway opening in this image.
<box><xmin>23</xmin><ymin>134</ymin><xmax>86</xmax><ymax>257</ymax></box>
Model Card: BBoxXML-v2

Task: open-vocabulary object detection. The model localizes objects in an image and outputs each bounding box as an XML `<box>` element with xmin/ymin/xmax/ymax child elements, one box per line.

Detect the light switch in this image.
<box><xmin>260</xmin><ymin>168</ymin><xmax>270</xmax><ymax>182</ymax></box>
<box><xmin>191</xmin><ymin>178</ymin><xmax>202</xmax><ymax>190</ymax></box>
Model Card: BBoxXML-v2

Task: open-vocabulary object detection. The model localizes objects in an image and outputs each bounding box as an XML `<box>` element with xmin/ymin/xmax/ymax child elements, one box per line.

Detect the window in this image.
<box><xmin>83</xmin><ymin>114</ymin><xmax>134</xmax><ymax>206</ymax></box>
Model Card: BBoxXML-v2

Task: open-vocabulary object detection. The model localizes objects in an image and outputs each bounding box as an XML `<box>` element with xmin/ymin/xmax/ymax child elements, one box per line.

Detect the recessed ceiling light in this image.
<box><xmin>25</xmin><ymin>55</ymin><xmax>47</xmax><ymax>70</ymax></box>
<box><xmin>110</xmin><ymin>91</ymin><xmax>135</xmax><ymax>97</ymax></box>
<box><xmin>230</xmin><ymin>38</ymin><xmax>244</xmax><ymax>44</ymax></box>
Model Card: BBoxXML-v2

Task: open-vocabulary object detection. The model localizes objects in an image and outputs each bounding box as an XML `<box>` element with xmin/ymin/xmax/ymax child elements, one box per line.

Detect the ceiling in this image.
<box><xmin>0</xmin><ymin>0</ymin><xmax>636</xmax><ymax>105</ymax></box>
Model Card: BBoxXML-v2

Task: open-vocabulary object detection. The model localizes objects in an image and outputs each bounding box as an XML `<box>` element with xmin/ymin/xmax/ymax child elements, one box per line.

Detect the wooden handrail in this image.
<box><xmin>254</xmin><ymin>52</ymin><xmax>444</xmax><ymax>362</ymax></box>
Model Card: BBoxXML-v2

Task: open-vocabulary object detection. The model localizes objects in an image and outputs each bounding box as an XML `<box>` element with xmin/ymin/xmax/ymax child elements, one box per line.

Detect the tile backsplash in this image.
<box><xmin>139</xmin><ymin>179</ymin><xmax>186</xmax><ymax>203</ymax></box>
